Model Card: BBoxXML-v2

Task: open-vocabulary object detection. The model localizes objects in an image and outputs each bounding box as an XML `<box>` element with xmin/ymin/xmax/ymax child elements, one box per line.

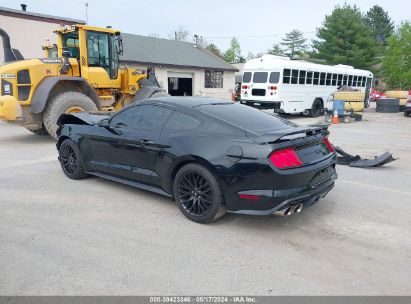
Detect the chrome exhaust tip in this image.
<box><xmin>303</xmin><ymin>110</ymin><xmax>310</xmax><ymax>115</ymax></box>
<box><xmin>294</xmin><ymin>203</ymin><xmax>304</xmax><ymax>214</ymax></box>
<box><xmin>274</xmin><ymin>206</ymin><xmax>293</xmax><ymax>217</ymax></box>
<box><xmin>285</xmin><ymin>207</ymin><xmax>293</xmax><ymax>216</ymax></box>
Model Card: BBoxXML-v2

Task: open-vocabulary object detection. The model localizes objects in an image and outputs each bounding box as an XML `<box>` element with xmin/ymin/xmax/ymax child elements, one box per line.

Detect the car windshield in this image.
<box><xmin>199</xmin><ymin>103</ymin><xmax>296</xmax><ymax>135</ymax></box>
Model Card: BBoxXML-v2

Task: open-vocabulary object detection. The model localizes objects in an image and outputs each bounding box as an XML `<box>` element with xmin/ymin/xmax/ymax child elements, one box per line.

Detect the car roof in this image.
<box><xmin>138</xmin><ymin>96</ymin><xmax>232</xmax><ymax>108</ymax></box>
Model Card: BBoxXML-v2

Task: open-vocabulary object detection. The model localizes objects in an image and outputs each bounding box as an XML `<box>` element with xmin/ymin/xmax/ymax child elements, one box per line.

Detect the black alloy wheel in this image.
<box><xmin>173</xmin><ymin>163</ymin><xmax>226</xmax><ymax>223</ymax></box>
<box><xmin>60</xmin><ymin>144</ymin><xmax>77</xmax><ymax>175</ymax></box>
<box><xmin>58</xmin><ymin>139</ymin><xmax>88</xmax><ymax>180</ymax></box>
<box><xmin>177</xmin><ymin>171</ymin><xmax>213</xmax><ymax>217</ymax></box>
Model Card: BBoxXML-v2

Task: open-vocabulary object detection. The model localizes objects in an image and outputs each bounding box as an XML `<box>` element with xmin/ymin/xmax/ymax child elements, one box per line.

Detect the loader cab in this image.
<box><xmin>56</xmin><ymin>25</ymin><xmax>123</xmax><ymax>88</ymax></box>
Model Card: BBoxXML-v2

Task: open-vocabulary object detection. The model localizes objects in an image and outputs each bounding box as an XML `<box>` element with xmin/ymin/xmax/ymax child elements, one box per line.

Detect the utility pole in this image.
<box><xmin>85</xmin><ymin>1</ymin><xmax>89</xmax><ymax>24</ymax></box>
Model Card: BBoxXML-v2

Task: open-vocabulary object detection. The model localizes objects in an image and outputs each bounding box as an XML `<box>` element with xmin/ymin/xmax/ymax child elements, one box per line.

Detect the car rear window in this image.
<box><xmin>253</xmin><ymin>72</ymin><xmax>268</xmax><ymax>83</ymax></box>
<box><xmin>199</xmin><ymin>103</ymin><xmax>294</xmax><ymax>134</ymax></box>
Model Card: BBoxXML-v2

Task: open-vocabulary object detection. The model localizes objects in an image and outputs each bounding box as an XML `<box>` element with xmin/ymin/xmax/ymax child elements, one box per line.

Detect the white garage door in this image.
<box><xmin>168</xmin><ymin>72</ymin><xmax>193</xmax><ymax>78</ymax></box>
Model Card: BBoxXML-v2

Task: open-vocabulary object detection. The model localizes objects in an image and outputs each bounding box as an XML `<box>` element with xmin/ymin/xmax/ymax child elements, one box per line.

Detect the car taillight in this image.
<box><xmin>324</xmin><ymin>138</ymin><xmax>335</xmax><ymax>153</ymax></box>
<box><xmin>269</xmin><ymin>147</ymin><xmax>303</xmax><ymax>169</ymax></box>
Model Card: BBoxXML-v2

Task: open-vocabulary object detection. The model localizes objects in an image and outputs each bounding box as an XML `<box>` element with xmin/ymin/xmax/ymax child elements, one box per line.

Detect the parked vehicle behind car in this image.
<box><xmin>56</xmin><ymin>97</ymin><xmax>337</xmax><ymax>223</ymax></box>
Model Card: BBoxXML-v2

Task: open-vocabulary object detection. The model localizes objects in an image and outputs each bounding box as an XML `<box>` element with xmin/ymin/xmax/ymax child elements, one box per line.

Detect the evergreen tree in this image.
<box><xmin>280</xmin><ymin>30</ymin><xmax>307</xmax><ymax>58</ymax></box>
<box><xmin>312</xmin><ymin>4</ymin><xmax>378</xmax><ymax>70</ymax></box>
<box><xmin>268</xmin><ymin>43</ymin><xmax>285</xmax><ymax>56</ymax></box>
<box><xmin>382</xmin><ymin>22</ymin><xmax>411</xmax><ymax>89</ymax></box>
<box><xmin>365</xmin><ymin>5</ymin><xmax>394</xmax><ymax>47</ymax></box>
<box><xmin>224</xmin><ymin>38</ymin><xmax>242</xmax><ymax>63</ymax></box>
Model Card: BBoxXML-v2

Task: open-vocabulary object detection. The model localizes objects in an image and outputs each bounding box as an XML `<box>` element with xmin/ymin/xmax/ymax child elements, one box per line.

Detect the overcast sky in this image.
<box><xmin>1</xmin><ymin>0</ymin><xmax>409</xmax><ymax>55</ymax></box>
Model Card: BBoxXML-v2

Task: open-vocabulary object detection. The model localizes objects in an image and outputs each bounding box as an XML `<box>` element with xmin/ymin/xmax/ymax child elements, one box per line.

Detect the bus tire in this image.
<box><xmin>310</xmin><ymin>99</ymin><xmax>323</xmax><ymax>117</ymax></box>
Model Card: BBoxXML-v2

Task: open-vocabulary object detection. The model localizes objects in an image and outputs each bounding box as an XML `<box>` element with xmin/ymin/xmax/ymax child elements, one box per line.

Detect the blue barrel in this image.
<box><xmin>333</xmin><ymin>100</ymin><xmax>345</xmax><ymax>115</ymax></box>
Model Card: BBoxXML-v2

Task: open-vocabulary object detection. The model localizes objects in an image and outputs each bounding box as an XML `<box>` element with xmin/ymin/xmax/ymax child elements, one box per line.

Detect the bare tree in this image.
<box><xmin>168</xmin><ymin>26</ymin><xmax>190</xmax><ymax>42</ymax></box>
<box><xmin>194</xmin><ymin>35</ymin><xmax>208</xmax><ymax>48</ymax></box>
<box><xmin>148</xmin><ymin>33</ymin><xmax>160</xmax><ymax>38</ymax></box>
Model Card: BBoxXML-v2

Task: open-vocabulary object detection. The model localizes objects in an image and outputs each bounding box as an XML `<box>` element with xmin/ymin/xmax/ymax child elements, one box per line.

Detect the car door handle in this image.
<box><xmin>139</xmin><ymin>139</ymin><xmax>155</xmax><ymax>145</ymax></box>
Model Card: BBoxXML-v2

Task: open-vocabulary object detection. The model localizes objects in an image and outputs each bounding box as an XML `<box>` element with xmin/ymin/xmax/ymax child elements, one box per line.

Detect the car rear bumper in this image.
<box><xmin>228</xmin><ymin>170</ymin><xmax>337</xmax><ymax>216</ymax></box>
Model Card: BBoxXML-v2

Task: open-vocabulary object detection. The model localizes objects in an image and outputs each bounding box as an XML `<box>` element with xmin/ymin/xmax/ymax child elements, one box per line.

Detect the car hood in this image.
<box><xmin>57</xmin><ymin>112</ymin><xmax>112</xmax><ymax>126</ymax></box>
<box><xmin>247</xmin><ymin>124</ymin><xmax>329</xmax><ymax>144</ymax></box>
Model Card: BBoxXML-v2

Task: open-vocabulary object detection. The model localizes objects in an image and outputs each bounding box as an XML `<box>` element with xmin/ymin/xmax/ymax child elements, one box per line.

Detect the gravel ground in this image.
<box><xmin>0</xmin><ymin>107</ymin><xmax>410</xmax><ymax>295</ymax></box>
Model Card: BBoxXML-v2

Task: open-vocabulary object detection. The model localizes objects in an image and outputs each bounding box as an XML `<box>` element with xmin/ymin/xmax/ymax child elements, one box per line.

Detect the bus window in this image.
<box><xmin>269</xmin><ymin>72</ymin><xmax>280</xmax><ymax>84</ymax></box>
<box><xmin>348</xmin><ymin>75</ymin><xmax>353</xmax><ymax>86</ymax></box>
<box><xmin>332</xmin><ymin>74</ymin><xmax>337</xmax><ymax>86</ymax></box>
<box><xmin>253</xmin><ymin>72</ymin><xmax>268</xmax><ymax>83</ymax></box>
<box><xmin>337</xmin><ymin>74</ymin><xmax>343</xmax><ymax>86</ymax></box>
<box><xmin>361</xmin><ymin>76</ymin><xmax>366</xmax><ymax>87</ymax></box>
<box><xmin>291</xmin><ymin>70</ymin><xmax>298</xmax><ymax>84</ymax></box>
<box><xmin>299</xmin><ymin>70</ymin><xmax>306</xmax><ymax>84</ymax></box>
<box><xmin>283</xmin><ymin>69</ymin><xmax>291</xmax><ymax>84</ymax></box>
<box><xmin>306</xmin><ymin>71</ymin><xmax>313</xmax><ymax>84</ymax></box>
<box><xmin>358</xmin><ymin>76</ymin><xmax>363</xmax><ymax>87</ymax></box>
<box><xmin>353</xmin><ymin>76</ymin><xmax>358</xmax><ymax>87</ymax></box>
<box><xmin>320</xmin><ymin>72</ymin><xmax>326</xmax><ymax>85</ymax></box>
<box><xmin>243</xmin><ymin>72</ymin><xmax>252</xmax><ymax>83</ymax></box>
<box><xmin>326</xmin><ymin>73</ymin><xmax>332</xmax><ymax>86</ymax></box>
<box><xmin>343</xmin><ymin>75</ymin><xmax>348</xmax><ymax>85</ymax></box>
<box><xmin>313</xmin><ymin>72</ymin><xmax>319</xmax><ymax>85</ymax></box>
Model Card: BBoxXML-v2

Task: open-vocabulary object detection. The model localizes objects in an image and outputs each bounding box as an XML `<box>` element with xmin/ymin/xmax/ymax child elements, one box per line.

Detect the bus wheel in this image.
<box><xmin>310</xmin><ymin>99</ymin><xmax>323</xmax><ymax>117</ymax></box>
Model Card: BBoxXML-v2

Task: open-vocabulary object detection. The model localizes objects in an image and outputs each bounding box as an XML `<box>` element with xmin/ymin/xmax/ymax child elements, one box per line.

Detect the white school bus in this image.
<box><xmin>240</xmin><ymin>55</ymin><xmax>373</xmax><ymax>116</ymax></box>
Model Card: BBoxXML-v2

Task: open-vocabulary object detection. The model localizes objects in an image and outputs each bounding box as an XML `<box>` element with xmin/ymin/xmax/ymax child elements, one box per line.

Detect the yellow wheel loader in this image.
<box><xmin>0</xmin><ymin>24</ymin><xmax>167</xmax><ymax>138</ymax></box>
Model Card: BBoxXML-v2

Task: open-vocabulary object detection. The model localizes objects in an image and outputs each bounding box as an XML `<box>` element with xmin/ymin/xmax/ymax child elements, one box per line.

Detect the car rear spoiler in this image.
<box><xmin>248</xmin><ymin>124</ymin><xmax>329</xmax><ymax>144</ymax></box>
<box><xmin>57</xmin><ymin>112</ymin><xmax>111</xmax><ymax>126</ymax></box>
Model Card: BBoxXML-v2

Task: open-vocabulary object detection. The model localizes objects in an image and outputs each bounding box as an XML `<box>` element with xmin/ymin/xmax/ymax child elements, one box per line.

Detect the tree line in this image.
<box><xmin>159</xmin><ymin>4</ymin><xmax>410</xmax><ymax>90</ymax></box>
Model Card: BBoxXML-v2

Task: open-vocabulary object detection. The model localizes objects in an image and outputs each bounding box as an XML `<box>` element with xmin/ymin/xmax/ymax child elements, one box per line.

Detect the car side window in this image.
<box><xmin>110</xmin><ymin>105</ymin><xmax>173</xmax><ymax>130</ymax></box>
<box><xmin>164</xmin><ymin>111</ymin><xmax>201</xmax><ymax>131</ymax></box>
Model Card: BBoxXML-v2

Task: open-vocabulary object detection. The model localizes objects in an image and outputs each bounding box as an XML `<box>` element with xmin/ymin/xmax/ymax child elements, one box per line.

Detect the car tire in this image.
<box><xmin>376</xmin><ymin>98</ymin><xmax>400</xmax><ymax>107</ymax></box>
<box><xmin>58</xmin><ymin>139</ymin><xmax>88</xmax><ymax>180</ymax></box>
<box><xmin>405</xmin><ymin>111</ymin><xmax>410</xmax><ymax>117</ymax></box>
<box><xmin>310</xmin><ymin>99</ymin><xmax>323</xmax><ymax>117</ymax></box>
<box><xmin>43</xmin><ymin>91</ymin><xmax>98</xmax><ymax>139</ymax></box>
<box><xmin>173</xmin><ymin>163</ymin><xmax>226</xmax><ymax>223</ymax></box>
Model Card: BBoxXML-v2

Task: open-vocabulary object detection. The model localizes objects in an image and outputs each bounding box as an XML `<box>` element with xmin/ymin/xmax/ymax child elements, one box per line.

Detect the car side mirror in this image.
<box><xmin>97</xmin><ymin>118</ymin><xmax>110</xmax><ymax>128</ymax></box>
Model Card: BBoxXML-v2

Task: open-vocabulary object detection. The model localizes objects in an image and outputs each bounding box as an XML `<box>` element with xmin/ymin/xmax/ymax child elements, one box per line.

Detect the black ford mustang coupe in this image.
<box><xmin>56</xmin><ymin>97</ymin><xmax>337</xmax><ymax>223</ymax></box>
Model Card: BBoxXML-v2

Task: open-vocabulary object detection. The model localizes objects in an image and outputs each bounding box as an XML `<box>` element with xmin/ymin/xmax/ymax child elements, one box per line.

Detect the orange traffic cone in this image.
<box><xmin>332</xmin><ymin>109</ymin><xmax>339</xmax><ymax>124</ymax></box>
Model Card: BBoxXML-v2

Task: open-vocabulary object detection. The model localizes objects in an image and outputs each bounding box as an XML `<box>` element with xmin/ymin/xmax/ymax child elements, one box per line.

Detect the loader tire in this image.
<box><xmin>385</xmin><ymin>90</ymin><xmax>408</xmax><ymax>99</ymax></box>
<box><xmin>43</xmin><ymin>92</ymin><xmax>98</xmax><ymax>139</ymax></box>
<box><xmin>334</xmin><ymin>91</ymin><xmax>365</xmax><ymax>102</ymax></box>
<box><xmin>28</xmin><ymin>126</ymin><xmax>48</xmax><ymax>136</ymax></box>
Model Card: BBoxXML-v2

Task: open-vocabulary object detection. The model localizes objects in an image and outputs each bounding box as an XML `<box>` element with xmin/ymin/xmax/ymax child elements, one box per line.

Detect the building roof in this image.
<box><xmin>120</xmin><ymin>33</ymin><xmax>238</xmax><ymax>71</ymax></box>
<box><xmin>0</xmin><ymin>6</ymin><xmax>85</xmax><ymax>24</ymax></box>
